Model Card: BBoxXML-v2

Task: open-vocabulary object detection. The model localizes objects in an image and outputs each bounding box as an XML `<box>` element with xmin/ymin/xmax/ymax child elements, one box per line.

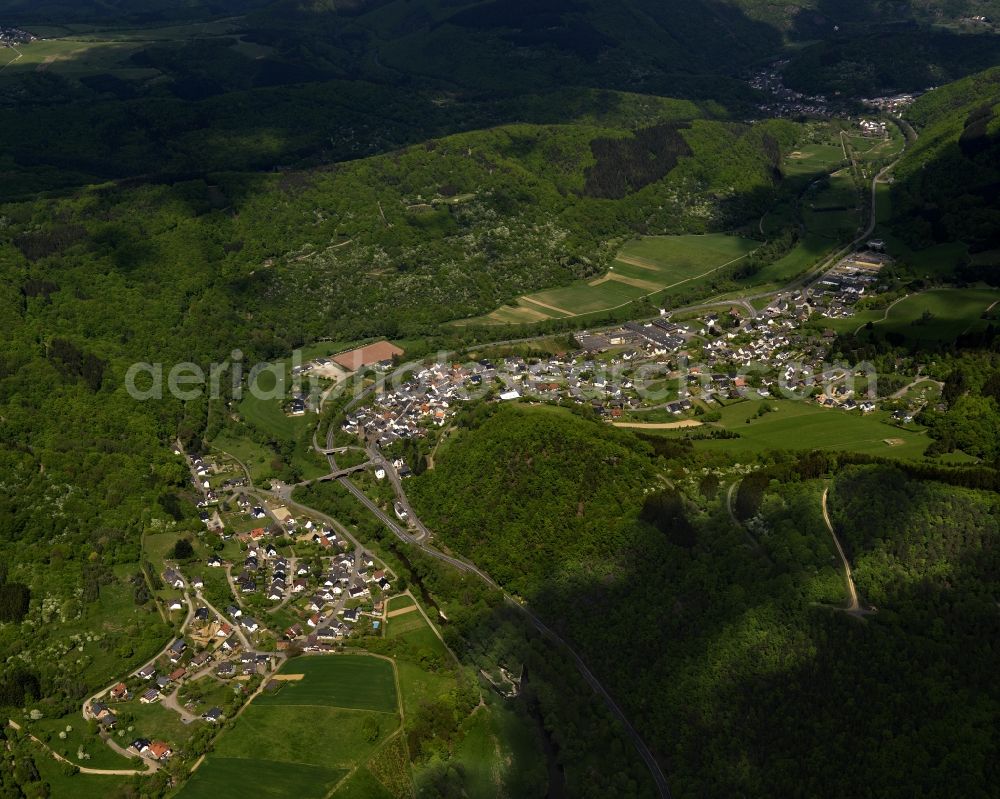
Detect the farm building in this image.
<box><xmin>332</xmin><ymin>341</ymin><xmax>404</xmax><ymax>371</ymax></box>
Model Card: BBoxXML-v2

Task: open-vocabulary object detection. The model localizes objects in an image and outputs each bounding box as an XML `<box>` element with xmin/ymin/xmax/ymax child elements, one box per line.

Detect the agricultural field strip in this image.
<box><xmin>471</xmin><ymin>234</ymin><xmax>762</xmax><ymax>324</ymax></box>
<box><xmin>523</xmin><ymin>239</ymin><xmax>759</xmax><ymax>318</ymax></box>
<box><xmin>521</xmin><ymin>296</ymin><xmax>574</xmax><ymax>316</ymax></box>
<box><xmin>256</xmin><ymin>701</ymin><xmax>399</xmax><ymax>715</ymax></box>
<box><xmin>202</xmin><ymin>756</ymin><xmax>338</xmax><ymax>770</ymax></box>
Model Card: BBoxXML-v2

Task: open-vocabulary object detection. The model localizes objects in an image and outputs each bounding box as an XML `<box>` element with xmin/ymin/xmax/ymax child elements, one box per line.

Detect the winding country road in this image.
<box><xmin>160</xmin><ymin>686</ymin><xmax>198</xmax><ymax>724</ymax></box>
<box><xmin>76</xmin><ymin>576</ymin><xmax>252</xmax><ymax>770</ymax></box>
<box><xmin>821</xmin><ymin>487</ymin><xmax>872</xmax><ymax>618</ymax></box>
<box><xmin>0</xmin><ymin>46</ymin><xmax>23</xmax><ymax>74</ymax></box>
<box><xmin>363</xmin><ymin>444</ymin><xmax>431</xmax><ymax>543</ymax></box>
<box><xmin>853</xmin><ymin>292</ymin><xmax>911</xmax><ymax>335</ymax></box>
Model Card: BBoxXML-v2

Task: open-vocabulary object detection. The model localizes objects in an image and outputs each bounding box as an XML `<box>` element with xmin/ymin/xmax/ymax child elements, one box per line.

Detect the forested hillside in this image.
<box><xmin>892</xmin><ymin>66</ymin><xmax>1000</xmax><ymax>258</ymax></box>
<box><xmin>0</xmin><ymin>0</ymin><xmax>273</xmax><ymax>24</ymax></box>
<box><xmin>916</xmin><ymin>353</ymin><xmax>1000</xmax><ymax>460</ymax></box>
<box><xmin>4</xmin><ymin>0</ymin><xmax>998</xmax><ymax>194</ymax></box>
<box><xmin>2</xmin><ymin>110</ymin><xmax>798</xmax><ymax>344</ymax></box>
<box><xmin>410</xmin><ymin>404</ymin><xmax>657</xmax><ymax>594</ymax></box>
<box><xmin>0</xmin><ymin>0</ymin><xmax>780</xmax><ymax>195</ymax></box>
<box><xmin>411</xmin><ymin>408</ymin><xmax>1000</xmax><ymax>797</ymax></box>
<box><xmin>829</xmin><ymin>464</ymin><xmax>999</xmax><ymax>607</ymax></box>
<box><xmin>9</xmin><ymin>0</ymin><xmax>999</xmax><ymax>27</ymax></box>
<box><xmin>783</xmin><ymin>28</ymin><xmax>1000</xmax><ymax>96</ymax></box>
<box><xmin>726</xmin><ymin>0</ymin><xmax>1000</xmax><ymax>29</ymax></box>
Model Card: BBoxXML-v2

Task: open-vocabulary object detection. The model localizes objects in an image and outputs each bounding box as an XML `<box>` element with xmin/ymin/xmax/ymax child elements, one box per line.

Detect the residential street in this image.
<box><xmin>196</xmin><ymin>588</ymin><xmax>252</xmax><ymax>650</ymax></box>
<box><xmin>77</xmin><ymin>572</ymin><xmax>271</xmax><ymax>769</ymax></box>
<box><xmin>889</xmin><ymin>376</ymin><xmax>943</xmax><ymax>399</ymax></box>
<box><xmin>82</xmin><ymin>586</ymin><xmax>195</xmax><ymax>726</ymax></box>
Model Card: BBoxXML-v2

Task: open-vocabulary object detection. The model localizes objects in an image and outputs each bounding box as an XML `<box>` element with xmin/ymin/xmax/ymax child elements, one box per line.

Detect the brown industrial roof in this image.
<box><xmin>333</xmin><ymin>341</ymin><xmax>404</xmax><ymax>370</ymax></box>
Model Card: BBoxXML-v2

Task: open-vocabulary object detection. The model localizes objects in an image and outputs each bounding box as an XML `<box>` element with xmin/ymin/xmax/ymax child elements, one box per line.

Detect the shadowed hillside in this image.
<box><xmin>408</xmin><ymin>407</ymin><xmax>1000</xmax><ymax>797</ymax></box>
<box><xmin>891</xmin><ymin>66</ymin><xmax>1000</xmax><ymax>260</ymax></box>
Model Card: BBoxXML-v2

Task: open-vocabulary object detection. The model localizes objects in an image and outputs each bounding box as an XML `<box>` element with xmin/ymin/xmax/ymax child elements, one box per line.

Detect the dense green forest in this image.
<box><xmin>411</xmin><ymin>404</ymin><xmax>1000</xmax><ymax>797</ymax></box>
<box><xmin>890</xmin><ymin>66</ymin><xmax>1000</xmax><ymax>257</ymax></box>
<box><xmin>917</xmin><ymin>353</ymin><xmax>1000</xmax><ymax>460</ymax></box>
<box><xmin>783</xmin><ymin>28</ymin><xmax>1000</xmax><ymax>96</ymax></box>
<box><xmin>0</xmin><ymin>0</ymin><xmax>779</xmax><ymax>195</ymax></box>
<box><xmin>410</xmin><ymin>404</ymin><xmax>657</xmax><ymax>595</ymax></box>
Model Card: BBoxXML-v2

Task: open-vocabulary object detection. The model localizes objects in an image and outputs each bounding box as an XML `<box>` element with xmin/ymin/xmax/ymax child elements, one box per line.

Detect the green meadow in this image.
<box><xmin>824</xmin><ymin>288</ymin><xmax>1000</xmax><ymax>344</ymax></box>
<box><xmin>782</xmin><ymin>142</ymin><xmax>846</xmax><ymax>178</ymax></box>
<box><xmin>210</xmin><ymin>432</ymin><xmax>276</xmax><ymax>482</ymax></box>
<box><xmin>0</xmin><ymin>37</ymin><xmax>149</xmax><ymax>79</ymax></box>
<box><xmin>439</xmin><ymin>703</ymin><xmax>548</xmax><ymax>799</ymax></box>
<box><xmin>29</xmin><ymin>745</ymin><xmax>136</xmax><ymax>799</ymax></box>
<box><xmin>687</xmin><ymin>399</ymin><xmax>935</xmax><ymax>458</ymax></box>
<box><xmin>0</xmin><ymin>18</ymin><xmax>251</xmax><ymax>85</ymax></box>
<box><xmin>26</xmin><ymin>714</ymin><xmax>135</xmax><ymax>770</ymax></box>
<box><xmin>178</xmin><ymin>655</ymin><xmax>402</xmax><ymax>799</ymax></box>
<box><xmin>611</xmin><ymin>233</ymin><xmax>760</xmax><ymax>291</ymax></box>
<box><xmin>385</xmin><ymin>594</ymin><xmax>417</xmax><ymax>613</ymax></box>
<box><xmin>615</xmin><ymin>233</ymin><xmax>759</xmax><ymax>274</ymax></box>
<box><xmin>123</xmin><ymin>696</ymin><xmax>203</xmax><ymax>747</ymax></box>
<box><xmin>801</xmin><ymin>172</ymin><xmax>861</xmax><ymax>240</ymax></box>
<box><xmin>847</xmin><ymin>131</ymin><xmax>905</xmax><ymax>162</ymax></box>
<box><xmin>753</xmin><ymin>231</ymin><xmax>833</xmax><ymax>285</ymax></box>
<box><xmin>385</xmin><ymin>612</ymin><xmax>427</xmax><ymax>639</ymax></box>
<box><xmin>386</xmin><ymin>612</ymin><xmax>448</xmax><ymax>664</ymax></box>
<box><xmin>530</xmin><ymin>278</ymin><xmax>649</xmax><ymax>315</ymax></box>
<box><xmin>255</xmin><ymin>654</ymin><xmax>398</xmax><ymax>713</ymax></box>
<box><xmin>877</xmin><ymin>232</ymin><xmax>969</xmax><ymax>281</ymax></box>
<box><xmin>867</xmin><ymin>288</ymin><xmax>1000</xmax><ymax>343</ymax></box>
<box><xmin>227</xmin><ymin>365</ymin><xmax>328</xmax><ymax>480</ymax></box>
<box><xmin>237</xmin><ymin>368</ymin><xmax>311</xmax><ymax>441</ymax></box>
<box><xmin>176</xmin><ymin>757</ymin><xmax>346</xmax><ymax>799</ymax></box>
<box><xmin>331</xmin><ymin>767</ymin><xmax>395</xmax><ymax>799</ymax></box>
<box><xmin>384</xmin><ymin>606</ymin><xmax>454</xmax><ymax>718</ymax></box>
<box><xmin>212</xmin><ymin>703</ymin><xmax>394</xmax><ymax>765</ymax></box>
<box><xmin>380</xmin><ymin>603</ymin><xmax>549</xmax><ymax>798</ymax></box>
